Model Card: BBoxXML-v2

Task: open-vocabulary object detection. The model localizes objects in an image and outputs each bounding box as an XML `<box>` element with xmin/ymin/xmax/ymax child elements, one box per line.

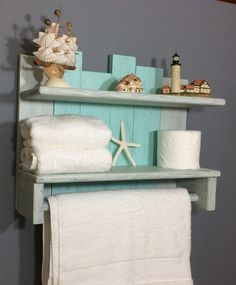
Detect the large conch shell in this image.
<box><xmin>115</xmin><ymin>74</ymin><xmax>143</xmax><ymax>93</ymax></box>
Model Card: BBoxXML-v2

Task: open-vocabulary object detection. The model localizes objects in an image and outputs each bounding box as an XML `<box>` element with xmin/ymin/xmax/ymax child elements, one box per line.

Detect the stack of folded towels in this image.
<box><xmin>20</xmin><ymin>115</ymin><xmax>112</xmax><ymax>174</ymax></box>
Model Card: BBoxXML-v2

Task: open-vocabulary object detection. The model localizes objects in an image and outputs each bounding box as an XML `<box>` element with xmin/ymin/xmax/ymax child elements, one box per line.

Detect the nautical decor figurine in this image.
<box><xmin>111</xmin><ymin>120</ymin><xmax>141</xmax><ymax>166</ymax></box>
<box><xmin>115</xmin><ymin>74</ymin><xmax>143</xmax><ymax>93</ymax></box>
<box><xmin>190</xmin><ymin>80</ymin><xmax>211</xmax><ymax>95</ymax></box>
<box><xmin>162</xmin><ymin>53</ymin><xmax>211</xmax><ymax>97</ymax></box>
<box><xmin>162</xmin><ymin>80</ymin><xmax>211</xmax><ymax>97</ymax></box>
<box><xmin>33</xmin><ymin>9</ymin><xmax>78</xmax><ymax>88</ymax></box>
<box><xmin>171</xmin><ymin>53</ymin><xmax>181</xmax><ymax>93</ymax></box>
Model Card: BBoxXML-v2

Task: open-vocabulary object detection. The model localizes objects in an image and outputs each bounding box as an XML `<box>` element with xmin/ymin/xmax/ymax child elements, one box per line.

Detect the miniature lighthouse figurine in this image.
<box><xmin>171</xmin><ymin>53</ymin><xmax>181</xmax><ymax>93</ymax></box>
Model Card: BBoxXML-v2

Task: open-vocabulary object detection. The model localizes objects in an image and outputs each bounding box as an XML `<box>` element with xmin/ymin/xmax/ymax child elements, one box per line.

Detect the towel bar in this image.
<box><xmin>43</xmin><ymin>193</ymin><xmax>199</xmax><ymax>212</ymax></box>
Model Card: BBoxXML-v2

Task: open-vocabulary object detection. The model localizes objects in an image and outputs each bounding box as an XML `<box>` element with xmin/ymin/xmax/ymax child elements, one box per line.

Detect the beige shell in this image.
<box><xmin>115</xmin><ymin>74</ymin><xmax>143</xmax><ymax>93</ymax></box>
<box><xmin>33</xmin><ymin>22</ymin><xmax>78</xmax><ymax>69</ymax></box>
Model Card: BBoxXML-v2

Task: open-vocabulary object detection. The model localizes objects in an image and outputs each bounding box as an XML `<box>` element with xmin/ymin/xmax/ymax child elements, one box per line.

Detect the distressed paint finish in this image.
<box><xmin>21</xmin><ymin>88</ymin><xmax>226</xmax><ymax>107</ymax></box>
<box><xmin>16</xmin><ymin>177</ymin><xmax>44</xmax><ymax>224</ymax></box>
<box><xmin>17</xmin><ymin>167</ymin><xmax>221</xmax><ymax>184</ymax></box>
<box><xmin>177</xmin><ymin>177</ymin><xmax>218</xmax><ymax>211</ymax></box>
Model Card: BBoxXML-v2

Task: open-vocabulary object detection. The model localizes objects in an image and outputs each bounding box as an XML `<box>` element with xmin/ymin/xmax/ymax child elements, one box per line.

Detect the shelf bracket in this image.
<box><xmin>177</xmin><ymin>177</ymin><xmax>217</xmax><ymax>211</ymax></box>
<box><xmin>16</xmin><ymin>176</ymin><xmax>45</xmax><ymax>224</ymax></box>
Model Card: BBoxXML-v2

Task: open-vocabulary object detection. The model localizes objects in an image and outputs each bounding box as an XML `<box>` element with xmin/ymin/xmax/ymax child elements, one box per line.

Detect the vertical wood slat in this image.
<box><xmin>134</xmin><ymin>66</ymin><xmax>163</xmax><ymax>165</ymax></box>
<box><xmin>109</xmin><ymin>54</ymin><xmax>137</xmax><ymax>165</ymax></box>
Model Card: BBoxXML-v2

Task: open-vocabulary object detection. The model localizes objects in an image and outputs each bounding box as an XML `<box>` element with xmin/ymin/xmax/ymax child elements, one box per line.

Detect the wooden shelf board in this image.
<box><xmin>18</xmin><ymin>166</ymin><xmax>221</xmax><ymax>184</ymax></box>
<box><xmin>21</xmin><ymin>86</ymin><xmax>226</xmax><ymax>108</ymax></box>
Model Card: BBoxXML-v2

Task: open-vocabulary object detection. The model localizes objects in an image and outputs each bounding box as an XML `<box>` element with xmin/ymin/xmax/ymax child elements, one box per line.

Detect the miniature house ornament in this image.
<box><xmin>171</xmin><ymin>53</ymin><xmax>181</xmax><ymax>93</ymax></box>
<box><xmin>33</xmin><ymin>9</ymin><xmax>78</xmax><ymax>88</ymax></box>
<box><xmin>115</xmin><ymin>74</ymin><xmax>143</xmax><ymax>93</ymax></box>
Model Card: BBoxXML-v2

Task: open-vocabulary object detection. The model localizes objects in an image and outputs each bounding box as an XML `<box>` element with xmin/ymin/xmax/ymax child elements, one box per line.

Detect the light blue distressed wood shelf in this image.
<box><xmin>21</xmin><ymin>86</ymin><xmax>225</xmax><ymax>108</ymax></box>
<box><xmin>16</xmin><ymin>53</ymin><xmax>225</xmax><ymax>224</ymax></box>
<box><xmin>18</xmin><ymin>167</ymin><xmax>221</xmax><ymax>184</ymax></box>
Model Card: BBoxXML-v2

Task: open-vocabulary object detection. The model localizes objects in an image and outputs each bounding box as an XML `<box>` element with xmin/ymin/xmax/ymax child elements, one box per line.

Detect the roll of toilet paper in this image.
<box><xmin>157</xmin><ymin>130</ymin><xmax>201</xmax><ymax>169</ymax></box>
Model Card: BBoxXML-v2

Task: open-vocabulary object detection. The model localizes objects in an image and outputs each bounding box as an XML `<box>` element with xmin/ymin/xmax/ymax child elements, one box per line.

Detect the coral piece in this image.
<box><xmin>115</xmin><ymin>74</ymin><xmax>143</xmax><ymax>93</ymax></box>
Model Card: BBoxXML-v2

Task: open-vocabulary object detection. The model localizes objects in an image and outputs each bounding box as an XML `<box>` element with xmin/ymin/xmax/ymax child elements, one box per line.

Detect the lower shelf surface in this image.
<box><xmin>18</xmin><ymin>166</ymin><xmax>221</xmax><ymax>184</ymax></box>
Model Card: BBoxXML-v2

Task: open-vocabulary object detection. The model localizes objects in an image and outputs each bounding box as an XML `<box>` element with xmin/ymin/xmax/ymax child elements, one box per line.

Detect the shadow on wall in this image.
<box><xmin>0</xmin><ymin>14</ymin><xmax>41</xmax><ymax>230</ymax></box>
<box><xmin>0</xmin><ymin>14</ymin><xmax>47</xmax><ymax>285</ymax></box>
<box><xmin>150</xmin><ymin>57</ymin><xmax>169</xmax><ymax>78</ymax></box>
<box><xmin>0</xmin><ymin>121</ymin><xmax>17</xmax><ymax>232</ymax></box>
<box><xmin>0</xmin><ymin>14</ymin><xmax>42</xmax><ymax>102</ymax></box>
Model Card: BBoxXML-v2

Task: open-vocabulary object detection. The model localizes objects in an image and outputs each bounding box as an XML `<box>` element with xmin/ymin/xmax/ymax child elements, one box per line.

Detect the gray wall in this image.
<box><xmin>0</xmin><ymin>0</ymin><xmax>235</xmax><ymax>284</ymax></box>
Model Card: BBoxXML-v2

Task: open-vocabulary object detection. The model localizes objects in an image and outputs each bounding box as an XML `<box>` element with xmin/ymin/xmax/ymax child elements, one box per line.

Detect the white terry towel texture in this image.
<box><xmin>20</xmin><ymin>115</ymin><xmax>112</xmax><ymax>174</ymax></box>
<box><xmin>20</xmin><ymin>147</ymin><xmax>112</xmax><ymax>174</ymax></box>
<box><xmin>43</xmin><ymin>188</ymin><xmax>193</xmax><ymax>285</ymax></box>
<box><xmin>20</xmin><ymin>114</ymin><xmax>112</xmax><ymax>150</ymax></box>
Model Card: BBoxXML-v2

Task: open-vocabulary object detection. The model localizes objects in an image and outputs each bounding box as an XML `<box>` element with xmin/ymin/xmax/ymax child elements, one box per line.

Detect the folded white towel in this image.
<box><xmin>21</xmin><ymin>147</ymin><xmax>112</xmax><ymax>174</ymax></box>
<box><xmin>43</xmin><ymin>188</ymin><xmax>193</xmax><ymax>285</ymax></box>
<box><xmin>20</xmin><ymin>115</ymin><xmax>111</xmax><ymax>149</ymax></box>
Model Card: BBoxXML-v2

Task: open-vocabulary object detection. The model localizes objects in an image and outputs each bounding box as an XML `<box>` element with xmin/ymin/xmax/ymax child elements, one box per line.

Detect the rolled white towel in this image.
<box><xmin>20</xmin><ymin>147</ymin><xmax>112</xmax><ymax>174</ymax></box>
<box><xmin>20</xmin><ymin>115</ymin><xmax>112</xmax><ymax>149</ymax></box>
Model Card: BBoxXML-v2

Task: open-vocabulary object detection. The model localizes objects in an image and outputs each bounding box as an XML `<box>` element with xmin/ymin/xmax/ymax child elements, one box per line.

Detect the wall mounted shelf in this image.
<box><xmin>16</xmin><ymin>54</ymin><xmax>225</xmax><ymax>224</ymax></box>
<box><xmin>21</xmin><ymin>86</ymin><xmax>225</xmax><ymax>108</ymax></box>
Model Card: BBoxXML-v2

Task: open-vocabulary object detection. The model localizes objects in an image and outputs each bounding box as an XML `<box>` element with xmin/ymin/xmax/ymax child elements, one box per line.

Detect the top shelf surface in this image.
<box><xmin>21</xmin><ymin>86</ymin><xmax>226</xmax><ymax>108</ymax></box>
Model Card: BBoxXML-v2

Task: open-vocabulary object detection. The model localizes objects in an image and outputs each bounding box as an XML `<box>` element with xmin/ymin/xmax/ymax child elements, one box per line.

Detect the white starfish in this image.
<box><xmin>111</xmin><ymin>120</ymin><xmax>141</xmax><ymax>167</ymax></box>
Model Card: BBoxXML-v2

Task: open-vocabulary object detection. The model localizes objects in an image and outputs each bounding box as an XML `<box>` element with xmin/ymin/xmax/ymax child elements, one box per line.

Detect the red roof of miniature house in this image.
<box><xmin>191</xmin><ymin>80</ymin><xmax>210</xmax><ymax>86</ymax></box>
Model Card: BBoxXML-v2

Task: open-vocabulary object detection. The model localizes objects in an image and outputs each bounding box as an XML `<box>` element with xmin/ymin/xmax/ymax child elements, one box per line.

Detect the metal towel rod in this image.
<box><xmin>43</xmin><ymin>193</ymin><xmax>199</xmax><ymax>212</ymax></box>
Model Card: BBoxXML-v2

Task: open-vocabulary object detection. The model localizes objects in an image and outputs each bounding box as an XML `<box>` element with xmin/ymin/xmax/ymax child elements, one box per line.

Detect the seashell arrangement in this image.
<box><xmin>33</xmin><ymin>9</ymin><xmax>78</xmax><ymax>87</ymax></box>
<box><xmin>33</xmin><ymin>9</ymin><xmax>78</xmax><ymax>70</ymax></box>
<box><xmin>115</xmin><ymin>74</ymin><xmax>143</xmax><ymax>93</ymax></box>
